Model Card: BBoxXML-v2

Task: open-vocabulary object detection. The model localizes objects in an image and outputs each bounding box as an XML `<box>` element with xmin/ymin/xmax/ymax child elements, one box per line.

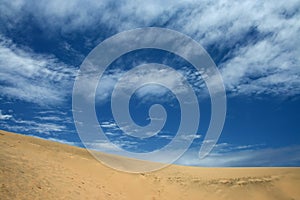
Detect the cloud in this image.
<box><xmin>85</xmin><ymin>140</ymin><xmax>119</xmax><ymax>152</ymax></box>
<box><xmin>0</xmin><ymin>1</ymin><xmax>299</xmax><ymax>168</ymax></box>
<box><xmin>94</xmin><ymin>64</ymin><xmax>205</xmax><ymax>105</ymax></box>
<box><xmin>34</xmin><ymin>116</ymin><xmax>65</xmax><ymax>121</ymax></box>
<box><xmin>8</xmin><ymin>118</ymin><xmax>68</xmax><ymax>135</ymax></box>
<box><xmin>178</xmin><ymin>134</ymin><xmax>202</xmax><ymax>141</ymax></box>
<box><xmin>220</xmin><ymin>35</ymin><xmax>300</xmax><ymax>96</ymax></box>
<box><xmin>0</xmin><ymin>35</ymin><xmax>77</xmax><ymax>106</ymax></box>
<box><xmin>176</xmin><ymin>143</ymin><xmax>300</xmax><ymax>167</ymax></box>
<box><xmin>8</xmin><ymin>0</ymin><xmax>295</xmax><ymax>98</ymax></box>
<box><xmin>166</xmin><ymin>1</ymin><xmax>300</xmax><ymax>97</ymax></box>
<box><xmin>1</xmin><ymin>122</ymin><xmax>65</xmax><ymax>136</ymax></box>
<box><xmin>100</xmin><ymin>121</ymin><xmax>118</xmax><ymax>129</ymax></box>
<box><xmin>0</xmin><ymin>0</ymin><xmax>185</xmax><ymax>33</ymax></box>
<box><xmin>34</xmin><ymin>111</ymin><xmax>73</xmax><ymax>124</ymax></box>
<box><xmin>84</xmin><ymin>139</ymin><xmax>139</xmax><ymax>153</ymax></box>
<box><xmin>95</xmin><ymin>69</ymin><xmax>124</xmax><ymax>103</ymax></box>
<box><xmin>44</xmin><ymin>137</ymin><xmax>80</xmax><ymax>147</ymax></box>
<box><xmin>0</xmin><ymin>109</ymin><xmax>74</xmax><ymax>135</ymax></box>
<box><xmin>0</xmin><ymin>110</ymin><xmax>12</xmax><ymax>120</ymax></box>
<box><xmin>112</xmin><ymin>65</ymin><xmax>189</xmax><ymax>96</ymax></box>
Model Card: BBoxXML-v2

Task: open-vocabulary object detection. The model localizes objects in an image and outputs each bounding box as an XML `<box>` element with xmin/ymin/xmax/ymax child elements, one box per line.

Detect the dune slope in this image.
<box><xmin>1</xmin><ymin>130</ymin><xmax>299</xmax><ymax>200</ymax></box>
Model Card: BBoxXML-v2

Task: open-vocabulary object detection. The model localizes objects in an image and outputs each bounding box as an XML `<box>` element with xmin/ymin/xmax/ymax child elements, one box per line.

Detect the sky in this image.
<box><xmin>0</xmin><ymin>0</ymin><xmax>300</xmax><ymax>167</ymax></box>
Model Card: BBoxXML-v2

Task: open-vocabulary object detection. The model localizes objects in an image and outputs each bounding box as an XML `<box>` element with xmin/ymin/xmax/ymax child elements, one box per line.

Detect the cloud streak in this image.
<box><xmin>0</xmin><ymin>110</ymin><xmax>12</xmax><ymax>120</ymax></box>
<box><xmin>0</xmin><ymin>109</ymin><xmax>74</xmax><ymax>135</ymax></box>
<box><xmin>1</xmin><ymin>0</ymin><xmax>299</xmax><ymax>99</ymax></box>
<box><xmin>0</xmin><ymin>35</ymin><xmax>77</xmax><ymax>106</ymax></box>
<box><xmin>177</xmin><ymin>143</ymin><xmax>300</xmax><ymax>167</ymax></box>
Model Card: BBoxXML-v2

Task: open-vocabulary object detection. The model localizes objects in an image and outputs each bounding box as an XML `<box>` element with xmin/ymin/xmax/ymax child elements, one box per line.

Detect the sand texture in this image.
<box><xmin>1</xmin><ymin>130</ymin><xmax>300</xmax><ymax>200</ymax></box>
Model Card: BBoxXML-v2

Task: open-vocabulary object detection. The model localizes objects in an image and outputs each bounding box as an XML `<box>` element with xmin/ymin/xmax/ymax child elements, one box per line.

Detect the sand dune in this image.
<box><xmin>1</xmin><ymin>130</ymin><xmax>299</xmax><ymax>200</ymax></box>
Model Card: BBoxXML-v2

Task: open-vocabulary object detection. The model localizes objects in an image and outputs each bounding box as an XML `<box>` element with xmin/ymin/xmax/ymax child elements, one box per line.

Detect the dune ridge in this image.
<box><xmin>1</xmin><ymin>130</ymin><xmax>299</xmax><ymax>200</ymax></box>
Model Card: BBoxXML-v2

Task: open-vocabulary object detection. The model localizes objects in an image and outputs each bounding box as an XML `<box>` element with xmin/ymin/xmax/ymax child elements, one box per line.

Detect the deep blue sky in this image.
<box><xmin>0</xmin><ymin>0</ymin><xmax>299</xmax><ymax>166</ymax></box>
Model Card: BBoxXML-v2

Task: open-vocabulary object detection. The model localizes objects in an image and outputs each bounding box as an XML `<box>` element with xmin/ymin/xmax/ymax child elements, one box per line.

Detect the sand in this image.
<box><xmin>1</xmin><ymin>129</ymin><xmax>299</xmax><ymax>200</ymax></box>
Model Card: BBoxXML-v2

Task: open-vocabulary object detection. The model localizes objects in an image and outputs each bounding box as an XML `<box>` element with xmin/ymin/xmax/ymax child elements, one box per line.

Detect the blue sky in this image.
<box><xmin>0</xmin><ymin>0</ymin><xmax>300</xmax><ymax>167</ymax></box>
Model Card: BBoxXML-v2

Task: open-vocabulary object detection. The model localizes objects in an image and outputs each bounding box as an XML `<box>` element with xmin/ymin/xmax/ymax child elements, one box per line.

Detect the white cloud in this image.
<box><xmin>176</xmin><ymin>143</ymin><xmax>300</xmax><ymax>167</ymax></box>
<box><xmin>0</xmin><ymin>0</ymin><xmax>186</xmax><ymax>33</ymax></box>
<box><xmin>220</xmin><ymin>35</ymin><xmax>300</xmax><ymax>96</ymax></box>
<box><xmin>34</xmin><ymin>116</ymin><xmax>64</xmax><ymax>121</ymax></box>
<box><xmin>1</xmin><ymin>0</ymin><xmax>299</xmax><ymax>97</ymax></box>
<box><xmin>0</xmin><ymin>35</ymin><xmax>77</xmax><ymax>106</ymax></box>
<box><xmin>100</xmin><ymin>121</ymin><xmax>118</xmax><ymax>129</ymax></box>
<box><xmin>95</xmin><ymin>69</ymin><xmax>123</xmax><ymax>103</ymax></box>
<box><xmin>178</xmin><ymin>134</ymin><xmax>202</xmax><ymax>141</ymax></box>
<box><xmin>1</xmin><ymin>122</ymin><xmax>66</xmax><ymax>135</ymax></box>
<box><xmin>85</xmin><ymin>140</ymin><xmax>119</xmax><ymax>152</ymax></box>
<box><xmin>11</xmin><ymin>118</ymin><xmax>68</xmax><ymax>134</ymax></box>
<box><xmin>45</xmin><ymin>137</ymin><xmax>80</xmax><ymax>147</ymax></box>
<box><xmin>34</xmin><ymin>111</ymin><xmax>73</xmax><ymax>124</ymax></box>
<box><xmin>0</xmin><ymin>110</ymin><xmax>74</xmax><ymax>135</ymax></box>
<box><xmin>84</xmin><ymin>139</ymin><xmax>139</xmax><ymax>153</ymax></box>
<box><xmin>114</xmin><ymin>66</ymin><xmax>189</xmax><ymax>96</ymax></box>
<box><xmin>95</xmin><ymin>64</ymin><xmax>201</xmax><ymax>104</ymax></box>
<box><xmin>0</xmin><ymin>110</ymin><xmax>12</xmax><ymax>120</ymax></box>
<box><xmin>166</xmin><ymin>1</ymin><xmax>300</xmax><ymax>97</ymax></box>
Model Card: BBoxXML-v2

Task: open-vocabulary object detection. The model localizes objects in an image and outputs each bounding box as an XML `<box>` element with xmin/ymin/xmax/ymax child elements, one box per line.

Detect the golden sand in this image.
<box><xmin>1</xmin><ymin>130</ymin><xmax>299</xmax><ymax>200</ymax></box>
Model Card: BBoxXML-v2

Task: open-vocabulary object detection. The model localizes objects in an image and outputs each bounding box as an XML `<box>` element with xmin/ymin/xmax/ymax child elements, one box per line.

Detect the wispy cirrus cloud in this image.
<box><xmin>1</xmin><ymin>0</ymin><xmax>299</xmax><ymax>99</ymax></box>
<box><xmin>0</xmin><ymin>109</ymin><xmax>74</xmax><ymax>135</ymax></box>
<box><xmin>0</xmin><ymin>110</ymin><xmax>12</xmax><ymax>120</ymax></box>
<box><xmin>0</xmin><ymin>35</ymin><xmax>77</xmax><ymax>106</ymax></box>
<box><xmin>176</xmin><ymin>143</ymin><xmax>300</xmax><ymax>167</ymax></box>
<box><xmin>169</xmin><ymin>1</ymin><xmax>300</xmax><ymax>97</ymax></box>
<box><xmin>95</xmin><ymin>67</ymin><xmax>196</xmax><ymax>104</ymax></box>
<box><xmin>1</xmin><ymin>119</ymin><xmax>68</xmax><ymax>135</ymax></box>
